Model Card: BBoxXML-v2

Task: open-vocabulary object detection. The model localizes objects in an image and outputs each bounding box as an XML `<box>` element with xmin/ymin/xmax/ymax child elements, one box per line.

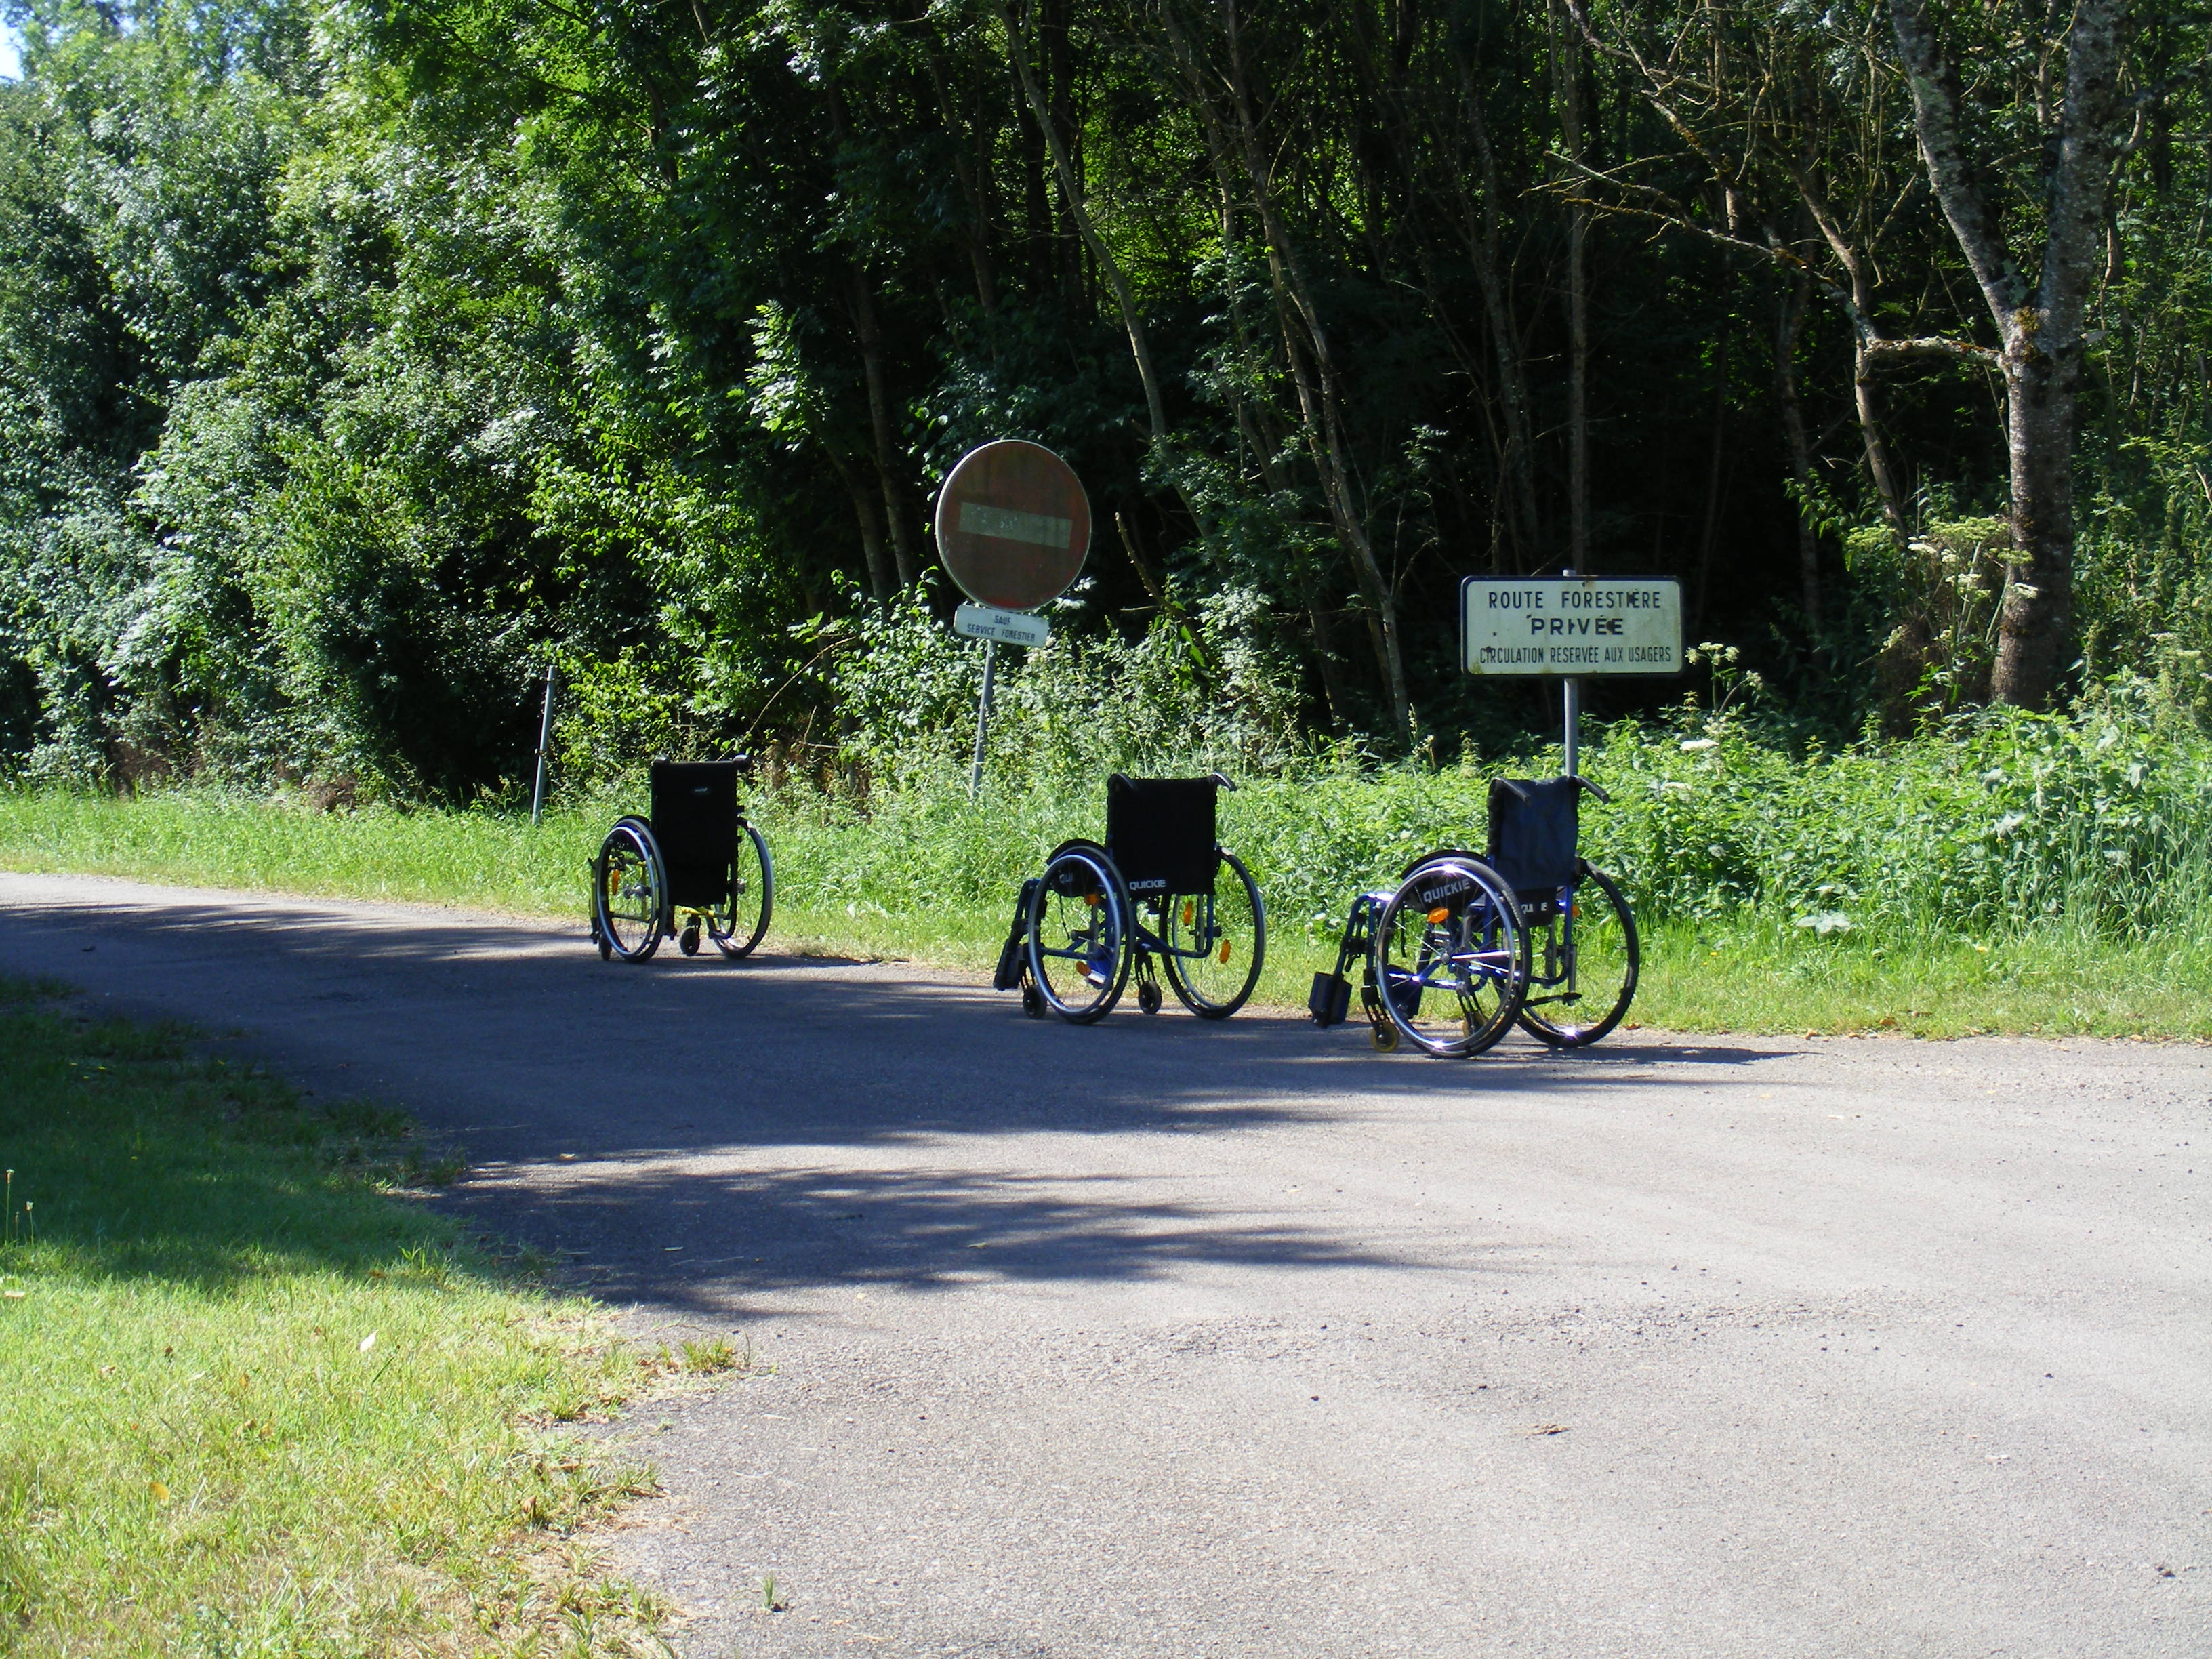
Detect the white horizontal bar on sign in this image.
<box><xmin>958</xmin><ymin>501</ymin><xmax>1074</xmax><ymax>550</ymax></box>
<box><xmin>953</xmin><ymin>602</ymin><xmax>1051</xmax><ymax>648</ymax></box>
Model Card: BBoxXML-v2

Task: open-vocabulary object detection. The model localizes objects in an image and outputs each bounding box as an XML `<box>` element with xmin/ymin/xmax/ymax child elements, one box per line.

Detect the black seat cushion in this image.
<box><xmin>1106</xmin><ymin>775</ymin><xmax>1219</xmax><ymax>897</ymax></box>
<box><xmin>650</xmin><ymin>759</ymin><xmax>740</xmax><ymax>908</ymax></box>
<box><xmin>1488</xmin><ymin>777</ymin><xmax>1580</xmax><ymax>895</ymax></box>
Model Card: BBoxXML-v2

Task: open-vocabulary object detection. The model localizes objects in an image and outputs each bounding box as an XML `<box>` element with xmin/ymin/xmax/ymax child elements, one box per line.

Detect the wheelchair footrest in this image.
<box><xmin>993</xmin><ymin>878</ymin><xmax>1040</xmax><ymax>991</ymax></box>
<box><xmin>1309</xmin><ymin>972</ymin><xmax>1352</xmax><ymax>1027</ymax></box>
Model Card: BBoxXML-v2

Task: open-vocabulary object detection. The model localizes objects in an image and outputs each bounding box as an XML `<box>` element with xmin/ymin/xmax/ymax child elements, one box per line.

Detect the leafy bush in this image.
<box><xmin>753</xmin><ymin>670</ymin><xmax>2212</xmax><ymax>946</ymax></box>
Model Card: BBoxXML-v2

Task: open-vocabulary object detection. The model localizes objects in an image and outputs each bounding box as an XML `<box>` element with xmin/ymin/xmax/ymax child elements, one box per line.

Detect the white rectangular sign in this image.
<box><xmin>1460</xmin><ymin>576</ymin><xmax>1683</xmax><ymax>676</ymax></box>
<box><xmin>953</xmin><ymin>602</ymin><xmax>1051</xmax><ymax>649</ymax></box>
<box><xmin>958</xmin><ymin>501</ymin><xmax>1075</xmax><ymax>550</ymax></box>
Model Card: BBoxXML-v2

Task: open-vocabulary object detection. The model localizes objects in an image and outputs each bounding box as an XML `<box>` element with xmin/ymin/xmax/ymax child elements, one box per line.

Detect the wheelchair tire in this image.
<box><xmin>1160</xmin><ymin>848</ymin><xmax>1265</xmax><ymax>1019</ymax></box>
<box><xmin>1516</xmin><ymin>864</ymin><xmax>1639</xmax><ymax>1048</ymax></box>
<box><xmin>708</xmin><ymin>820</ymin><xmax>774</xmax><ymax>960</ymax></box>
<box><xmin>1025</xmin><ymin>842</ymin><xmax>1132</xmax><ymax>1023</ymax></box>
<box><xmin>593</xmin><ymin>817</ymin><xmax>666</xmax><ymax>962</ymax></box>
<box><xmin>1372</xmin><ymin>855</ymin><xmax>1526</xmax><ymax>1057</ymax></box>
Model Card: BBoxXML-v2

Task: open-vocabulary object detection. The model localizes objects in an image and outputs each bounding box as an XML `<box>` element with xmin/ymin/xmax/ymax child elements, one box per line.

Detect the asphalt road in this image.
<box><xmin>3</xmin><ymin>872</ymin><xmax>2208</xmax><ymax>1658</ymax></box>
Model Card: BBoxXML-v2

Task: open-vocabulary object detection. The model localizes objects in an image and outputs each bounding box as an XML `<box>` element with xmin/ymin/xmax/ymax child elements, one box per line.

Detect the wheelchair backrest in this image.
<box><xmin>1488</xmin><ymin>776</ymin><xmax>1581</xmax><ymax>895</ymax></box>
<box><xmin>1106</xmin><ymin>775</ymin><xmax>1220</xmax><ymax>897</ymax></box>
<box><xmin>650</xmin><ymin>760</ymin><xmax>740</xmax><ymax>897</ymax></box>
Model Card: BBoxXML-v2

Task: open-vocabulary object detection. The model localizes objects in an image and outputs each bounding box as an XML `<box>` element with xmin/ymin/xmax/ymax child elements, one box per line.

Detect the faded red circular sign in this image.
<box><xmin>933</xmin><ymin>440</ymin><xmax>1091</xmax><ymax>612</ymax></box>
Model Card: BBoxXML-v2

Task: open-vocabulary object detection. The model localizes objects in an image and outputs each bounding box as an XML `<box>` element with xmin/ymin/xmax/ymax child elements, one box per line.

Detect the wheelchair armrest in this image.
<box><xmin>1209</xmin><ymin>771</ymin><xmax>1238</xmax><ymax>792</ymax></box>
<box><xmin>1570</xmin><ymin>775</ymin><xmax>1611</xmax><ymax>804</ymax></box>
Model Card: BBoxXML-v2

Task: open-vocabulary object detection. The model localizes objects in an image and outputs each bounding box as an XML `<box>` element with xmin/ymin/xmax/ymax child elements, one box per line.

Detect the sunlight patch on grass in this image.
<box><xmin>0</xmin><ymin>977</ymin><xmax>677</xmax><ymax>1657</ymax></box>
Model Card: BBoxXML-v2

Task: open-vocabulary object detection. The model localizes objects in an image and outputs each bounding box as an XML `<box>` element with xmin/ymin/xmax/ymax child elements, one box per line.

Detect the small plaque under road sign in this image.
<box><xmin>935</xmin><ymin>441</ymin><xmax>1091</xmax><ymax>611</ymax></box>
<box><xmin>1460</xmin><ymin>576</ymin><xmax>1684</xmax><ymax>676</ymax></box>
<box><xmin>953</xmin><ymin>602</ymin><xmax>1051</xmax><ymax>649</ymax></box>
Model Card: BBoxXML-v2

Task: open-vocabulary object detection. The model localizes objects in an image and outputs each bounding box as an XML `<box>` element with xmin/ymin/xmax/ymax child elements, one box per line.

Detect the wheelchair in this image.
<box><xmin>993</xmin><ymin>773</ymin><xmax>1266</xmax><ymax>1023</ymax></box>
<box><xmin>1309</xmin><ymin>775</ymin><xmax>1637</xmax><ymax>1055</ymax></box>
<box><xmin>590</xmin><ymin>758</ymin><xmax>773</xmax><ymax>962</ymax></box>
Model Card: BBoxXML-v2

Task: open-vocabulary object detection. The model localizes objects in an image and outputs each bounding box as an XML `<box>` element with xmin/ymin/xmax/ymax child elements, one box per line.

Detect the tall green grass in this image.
<box><xmin>3</xmin><ymin>679</ymin><xmax>2208</xmax><ymax>1036</ymax></box>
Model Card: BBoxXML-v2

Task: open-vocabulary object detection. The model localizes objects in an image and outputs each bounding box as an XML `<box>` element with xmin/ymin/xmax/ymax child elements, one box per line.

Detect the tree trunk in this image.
<box><xmin>824</xmin><ymin>446</ymin><xmax>897</xmax><ymax>605</ymax></box>
<box><xmin>1551</xmin><ymin>0</ymin><xmax>1590</xmax><ymax>570</ymax></box>
<box><xmin>1000</xmin><ymin>0</ymin><xmax>1172</xmax><ymax>451</ymax></box>
<box><xmin>846</xmin><ymin>266</ymin><xmax>922</xmax><ymax>588</ymax></box>
<box><xmin>1693</xmin><ymin>327</ymin><xmax>1728</xmax><ymax>632</ymax></box>
<box><xmin>1450</xmin><ymin>53</ymin><xmax>1542</xmax><ymax>565</ymax></box>
<box><xmin>1774</xmin><ymin>268</ymin><xmax>1822</xmax><ymax>630</ymax></box>
<box><xmin>1888</xmin><ymin>0</ymin><xmax>2123</xmax><ymax>707</ymax></box>
<box><xmin>1998</xmin><ymin>349</ymin><xmax>2083</xmax><ymax>704</ymax></box>
<box><xmin>1206</xmin><ymin>0</ymin><xmax>1414</xmax><ymax>737</ymax></box>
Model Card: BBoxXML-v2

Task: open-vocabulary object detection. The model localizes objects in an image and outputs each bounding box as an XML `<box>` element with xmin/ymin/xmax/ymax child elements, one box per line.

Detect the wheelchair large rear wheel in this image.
<box><xmin>707</xmin><ymin>820</ymin><xmax>775</xmax><ymax>960</ymax></box>
<box><xmin>594</xmin><ymin>817</ymin><xmax>665</xmax><ymax>962</ymax></box>
<box><xmin>1026</xmin><ymin>844</ymin><xmax>1132</xmax><ymax>1023</ymax></box>
<box><xmin>1372</xmin><ymin>855</ymin><xmax>1525</xmax><ymax>1057</ymax></box>
<box><xmin>1517</xmin><ymin>864</ymin><xmax>1639</xmax><ymax>1048</ymax></box>
<box><xmin>1160</xmin><ymin>849</ymin><xmax>1265</xmax><ymax>1019</ymax></box>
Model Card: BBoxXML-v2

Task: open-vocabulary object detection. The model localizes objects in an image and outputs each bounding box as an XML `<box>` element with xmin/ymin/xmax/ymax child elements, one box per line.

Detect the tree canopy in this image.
<box><xmin>1</xmin><ymin>0</ymin><xmax>2205</xmax><ymax>798</ymax></box>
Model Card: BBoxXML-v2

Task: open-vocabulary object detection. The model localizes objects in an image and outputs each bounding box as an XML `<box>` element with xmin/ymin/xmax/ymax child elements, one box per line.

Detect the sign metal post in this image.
<box><xmin>968</xmin><ymin>639</ymin><xmax>997</xmax><ymax>799</ymax></box>
<box><xmin>531</xmin><ymin>662</ymin><xmax>557</xmax><ymax>825</ymax></box>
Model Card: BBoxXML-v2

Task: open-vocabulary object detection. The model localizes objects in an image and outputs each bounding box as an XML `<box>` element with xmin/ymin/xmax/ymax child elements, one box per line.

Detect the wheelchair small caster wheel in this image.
<box><xmin>1370</xmin><ymin>1020</ymin><xmax>1399</xmax><ymax>1053</ymax></box>
<box><xmin>1021</xmin><ymin>981</ymin><xmax>1046</xmax><ymax>1020</ymax></box>
<box><xmin>1137</xmin><ymin>979</ymin><xmax>1162</xmax><ymax>1016</ymax></box>
<box><xmin>592</xmin><ymin>919</ymin><xmax>612</xmax><ymax>961</ymax></box>
<box><xmin>679</xmin><ymin>920</ymin><xmax>701</xmax><ymax>956</ymax></box>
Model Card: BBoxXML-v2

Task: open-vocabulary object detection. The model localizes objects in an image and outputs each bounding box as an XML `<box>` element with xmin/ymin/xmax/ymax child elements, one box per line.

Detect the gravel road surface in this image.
<box><xmin>2</xmin><ymin>872</ymin><xmax>2207</xmax><ymax>1658</ymax></box>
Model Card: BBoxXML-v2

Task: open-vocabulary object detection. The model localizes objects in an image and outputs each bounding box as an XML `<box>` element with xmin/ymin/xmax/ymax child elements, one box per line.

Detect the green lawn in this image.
<box><xmin>0</xmin><ymin>975</ymin><xmax>713</xmax><ymax>1658</ymax></box>
<box><xmin>1</xmin><ymin>786</ymin><xmax>2207</xmax><ymax>1039</ymax></box>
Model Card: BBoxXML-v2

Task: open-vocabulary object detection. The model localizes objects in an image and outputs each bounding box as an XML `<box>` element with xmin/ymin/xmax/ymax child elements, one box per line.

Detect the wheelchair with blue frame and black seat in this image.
<box><xmin>993</xmin><ymin>773</ymin><xmax>1266</xmax><ymax>1023</ymax></box>
<box><xmin>1309</xmin><ymin>774</ymin><xmax>1637</xmax><ymax>1055</ymax></box>
<box><xmin>590</xmin><ymin>757</ymin><xmax>774</xmax><ymax>963</ymax></box>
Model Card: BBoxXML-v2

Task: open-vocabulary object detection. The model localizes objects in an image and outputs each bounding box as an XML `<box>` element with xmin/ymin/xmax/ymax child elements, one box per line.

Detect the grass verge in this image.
<box><xmin>0</xmin><ymin>974</ymin><xmax>702</xmax><ymax>1658</ymax></box>
<box><xmin>1</xmin><ymin>786</ymin><xmax>2206</xmax><ymax>1039</ymax></box>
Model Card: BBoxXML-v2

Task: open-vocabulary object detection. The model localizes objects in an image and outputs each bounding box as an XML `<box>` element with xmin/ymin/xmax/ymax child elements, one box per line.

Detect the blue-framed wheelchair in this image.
<box><xmin>1309</xmin><ymin>774</ymin><xmax>1637</xmax><ymax>1055</ymax></box>
<box><xmin>590</xmin><ymin>758</ymin><xmax>774</xmax><ymax>963</ymax></box>
<box><xmin>993</xmin><ymin>773</ymin><xmax>1266</xmax><ymax>1023</ymax></box>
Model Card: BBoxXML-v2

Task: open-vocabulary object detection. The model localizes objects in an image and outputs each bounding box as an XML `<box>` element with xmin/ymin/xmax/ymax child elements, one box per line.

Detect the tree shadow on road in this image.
<box><xmin>0</xmin><ymin>886</ymin><xmax>1805</xmax><ymax>1309</ymax></box>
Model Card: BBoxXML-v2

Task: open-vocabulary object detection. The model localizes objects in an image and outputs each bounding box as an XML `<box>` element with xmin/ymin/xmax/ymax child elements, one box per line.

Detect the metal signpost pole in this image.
<box><xmin>531</xmin><ymin>662</ymin><xmax>556</xmax><ymax>825</ymax></box>
<box><xmin>1559</xmin><ymin>569</ymin><xmax>1580</xmax><ymax>780</ymax></box>
<box><xmin>968</xmin><ymin>638</ymin><xmax>997</xmax><ymax>800</ymax></box>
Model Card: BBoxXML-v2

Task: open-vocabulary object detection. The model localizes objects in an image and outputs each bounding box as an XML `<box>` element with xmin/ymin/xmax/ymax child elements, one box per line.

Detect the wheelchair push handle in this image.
<box><xmin>651</xmin><ymin>752</ymin><xmax>755</xmax><ymax>773</ymax></box>
<box><xmin>1105</xmin><ymin>770</ymin><xmax>1237</xmax><ymax>791</ymax></box>
<box><xmin>1496</xmin><ymin>773</ymin><xmax>1609</xmax><ymax>805</ymax></box>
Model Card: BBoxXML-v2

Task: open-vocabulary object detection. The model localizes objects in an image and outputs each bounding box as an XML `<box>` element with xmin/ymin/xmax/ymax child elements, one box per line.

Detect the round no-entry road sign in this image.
<box><xmin>933</xmin><ymin>441</ymin><xmax>1091</xmax><ymax>612</ymax></box>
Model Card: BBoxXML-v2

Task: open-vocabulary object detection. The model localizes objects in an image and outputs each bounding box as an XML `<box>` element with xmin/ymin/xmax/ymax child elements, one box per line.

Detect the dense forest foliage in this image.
<box><xmin>0</xmin><ymin>0</ymin><xmax>2205</xmax><ymax>802</ymax></box>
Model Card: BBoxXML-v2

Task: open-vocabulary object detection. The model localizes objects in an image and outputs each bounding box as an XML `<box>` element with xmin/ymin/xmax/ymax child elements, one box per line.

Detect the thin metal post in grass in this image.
<box><xmin>968</xmin><ymin>638</ymin><xmax>998</xmax><ymax>800</ymax></box>
<box><xmin>1561</xmin><ymin>568</ymin><xmax>1580</xmax><ymax>779</ymax></box>
<box><xmin>531</xmin><ymin>663</ymin><xmax>558</xmax><ymax>825</ymax></box>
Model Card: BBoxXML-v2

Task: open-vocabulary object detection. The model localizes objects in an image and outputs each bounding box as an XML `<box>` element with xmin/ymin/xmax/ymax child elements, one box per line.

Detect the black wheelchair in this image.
<box><xmin>993</xmin><ymin>773</ymin><xmax>1266</xmax><ymax>1023</ymax></box>
<box><xmin>1309</xmin><ymin>775</ymin><xmax>1638</xmax><ymax>1055</ymax></box>
<box><xmin>590</xmin><ymin>758</ymin><xmax>773</xmax><ymax>963</ymax></box>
